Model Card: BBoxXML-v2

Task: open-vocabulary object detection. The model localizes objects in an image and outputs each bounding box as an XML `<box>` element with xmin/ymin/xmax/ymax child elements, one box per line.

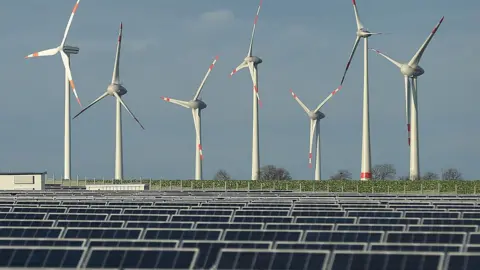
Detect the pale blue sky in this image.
<box><xmin>0</xmin><ymin>0</ymin><xmax>477</xmax><ymax>180</ymax></box>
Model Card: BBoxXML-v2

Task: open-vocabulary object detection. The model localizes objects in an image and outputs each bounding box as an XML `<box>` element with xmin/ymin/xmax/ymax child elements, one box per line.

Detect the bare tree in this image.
<box><xmin>259</xmin><ymin>165</ymin><xmax>292</xmax><ymax>180</ymax></box>
<box><xmin>213</xmin><ymin>169</ymin><xmax>232</xmax><ymax>180</ymax></box>
<box><xmin>372</xmin><ymin>164</ymin><xmax>396</xmax><ymax>180</ymax></box>
<box><xmin>330</xmin><ymin>169</ymin><xmax>352</xmax><ymax>180</ymax></box>
<box><xmin>442</xmin><ymin>168</ymin><xmax>463</xmax><ymax>180</ymax></box>
<box><xmin>421</xmin><ymin>172</ymin><xmax>439</xmax><ymax>180</ymax></box>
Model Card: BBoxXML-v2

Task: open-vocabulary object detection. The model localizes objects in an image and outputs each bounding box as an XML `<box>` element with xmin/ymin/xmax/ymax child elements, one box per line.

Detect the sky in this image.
<box><xmin>0</xmin><ymin>0</ymin><xmax>478</xmax><ymax>180</ymax></box>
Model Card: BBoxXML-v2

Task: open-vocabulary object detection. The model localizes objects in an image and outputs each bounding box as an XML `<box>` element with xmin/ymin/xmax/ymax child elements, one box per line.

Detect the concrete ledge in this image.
<box><xmin>85</xmin><ymin>184</ymin><xmax>148</xmax><ymax>191</ymax></box>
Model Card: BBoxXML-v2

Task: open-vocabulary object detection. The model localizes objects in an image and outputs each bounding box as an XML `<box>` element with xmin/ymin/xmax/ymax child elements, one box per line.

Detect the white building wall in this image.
<box><xmin>0</xmin><ymin>173</ymin><xmax>46</xmax><ymax>190</ymax></box>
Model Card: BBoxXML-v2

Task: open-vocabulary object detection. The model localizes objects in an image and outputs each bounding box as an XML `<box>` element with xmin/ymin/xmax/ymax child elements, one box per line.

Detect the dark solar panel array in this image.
<box><xmin>2</xmin><ymin>190</ymin><xmax>480</xmax><ymax>269</ymax></box>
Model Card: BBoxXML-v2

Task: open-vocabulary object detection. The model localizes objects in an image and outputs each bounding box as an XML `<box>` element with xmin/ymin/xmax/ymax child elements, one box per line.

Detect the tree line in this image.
<box><xmin>213</xmin><ymin>164</ymin><xmax>463</xmax><ymax>180</ymax></box>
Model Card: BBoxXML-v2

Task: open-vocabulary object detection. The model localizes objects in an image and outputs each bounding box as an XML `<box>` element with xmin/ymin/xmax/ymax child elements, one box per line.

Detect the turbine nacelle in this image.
<box><xmin>245</xmin><ymin>56</ymin><xmax>262</xmax><ymax>65</ymax></box>
<box><xmin>356</xmin><ymin>28</ymin><xmax>373</xmax><ymax>38</ymax></box>
<box><xmin>62</xmin><ymin>45</ymin><xmax>79</xmax><ymax>55</ymax></box>
<box><xmin>107</xmin><ymin>84</ymin><xmax>127</xmax><ymax>97</ymax></box>
<box><xmin>188</xmin><ymin>100</ymin><xmax>207</xmax><ymax>110</ymax></box>
<box><xmin>308</xmin><ymin>111</ymin><xmax>325</xmax><ymax>121</ymax></box>
<box><xmin>401</xmin><ymin>64</ymin><xmax>424</xmax><ymax>78</ymax></box>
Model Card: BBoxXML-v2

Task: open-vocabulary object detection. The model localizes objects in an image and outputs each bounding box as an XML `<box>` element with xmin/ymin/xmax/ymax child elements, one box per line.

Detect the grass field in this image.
<box><xmin>45</xmin><ymin>179</ymin><xmax>480</xmax><ymax>194</ymax></box>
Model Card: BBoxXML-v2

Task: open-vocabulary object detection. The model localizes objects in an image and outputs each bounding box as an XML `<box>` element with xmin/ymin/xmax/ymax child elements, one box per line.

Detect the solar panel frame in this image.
<box><xmin>55</xmin><ymin>220</ymin><xmax>125</xmax><ymax>228</ymax></box>
<box><xmin>195</xmin><ymin>222</ymin><xmax>264</xmax><ymax>230</ymax></box>
<box><xmin>304</xmin><ymin>230</ymin><xmax>385</xmax><ymax>243</ymax></box>
<box><xmin>67</xmin><ymin>207</ymin><xmax>122</xmax><ymax>214</ymax></box>
<box><xmin>347</xmin><ymin>211</ymin><xmax>402</xmax><ymax>218</ymax></box>
<box><xmin>0</xmin><ymin>213</ymin><xmax>46</xmax><ymax>220</ymax></box>
<box><xmin>233</xmin><ymin>215</ymin><xmax>293</xmax><ymax>223</ymax></box>
<box><xmin>265</xmin><ymin>223</ymin><xmax>334</xmax><ymax>231</ymax></box>
<box><xmin>274</xmin><ymin>241</ymin><xmax>368</xmax><ymax>251</ymax></box>
<box><xmin>46</xmin><ymin>213</ymin><xmax>108</xmax><ymax>221</ymax></box>
<box><xmin>0</xmin><ymin>226</ymin><xmax>64</xmax><ymax>238</ymax></box>
<box><xmin>81</xmin><ymin>247</ymin><xmax>199</xmax><ymax>269</ymax></box>
<box><xmin>386</xmin><ymin>231</ymin><xmax>467</xmax><ymax>244</ymax></box>
<box><xmin>358</xmin><ymin>217</ymin><xmax>421</xmax><ymax>225</ymax></box>
<box><xmin>0</xmin><ymin>220</ymin><xmax>54</xmax><ymax>227</ymax></box>
<box><xmin>369</xmin><ymin>243</ymin><xmax>462</xmax><ymax>252</ymax></box>
<box><xmin>0</xmin><ymin>237</ymin><xmax>86</xmax><ymax>247</ymax></box>
<box><xmin>444</xmin><ymin>252</ymin><xmax>480</xmax><ymax>270</ymax></box>
<box><xmin>223</xmin><ymin>229</ymin><xmax>303</xmax><ymax>242</ymax></box>
<box><xmin>405</xmin><ymin>211</ymin><xmax>460</xmax><ymax>219</ymax></box>
<box><xmin>11</xmin><ymin>207</ymin><xmax>67</xmax><ymax>213</ymax></box>
<box><xmin>295</xmin><ymin>217</ymin><xmax>357</xmax><ymax>224</ymax></box>
<box><xmin>407</xmin><ymin>225</ymin><xmax>478</xmax><ymax>232</ymax></box>
<box><xmin>327</xmin><ymin>250</ymin><xmax>445</xmax><ymax>270</ymax></box>
<box><xmin>171</xmin><ymin>215</ymin><xmax>231</xmax><ymax>222</ymax></box>
<box><xmin>64</xmin><ymin>227</ymin><xmax>143</xmax><ymax>239</ymax></box>
<box><xmin>126</xmin><ymin>221</ymin><xmax>194</xmax><ymax>229</ymax></box>
<box><xmin>213</xmin><ymin>248</ymin><xmax>330</xmax><ymax>270</ymax></box>
<box><xmin>0</xmin><ymin>246</ymin><xmax>87</xmax><ymax>268</ymax></box>
<box><xmin>336</xmin><ymin>224</ymin><xmax>406</xmax><ymax>231</ymax></box>
<box><xmin>144</xmin><ymin>228</ymin><xmax>223</xmax><ymax>241</ymax></box>
<box><xmin>87</xmin><ymin>239</ymin><xmax>179</xmax><ymax>248</ymax></box>
<box><xmin>109</xmin><ymin>214</ymin><xmax>170</xmax><ymax>222</ymax></box>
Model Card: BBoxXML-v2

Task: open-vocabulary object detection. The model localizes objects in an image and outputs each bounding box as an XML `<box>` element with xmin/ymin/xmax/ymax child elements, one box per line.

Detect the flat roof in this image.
<box><xmin>0</xmin><ymin>172</ymin><xmax>47</xmax><ymax>175</ymax></box>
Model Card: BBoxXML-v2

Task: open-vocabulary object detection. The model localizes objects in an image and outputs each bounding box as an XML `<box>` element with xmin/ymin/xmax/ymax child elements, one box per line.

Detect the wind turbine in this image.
<box><xmin>73</xmin><ymin>23</ymin><xmax>145</xmax><ymax>180</ymax></box>
<box><xmin>370</xmin><ymin>17</ymin><xmax>444</xmax><ymax>180</ymax></box>
<box><xmin>338</xmin><ymin>0</ymin><xmax>384</xmax><ymax>181</ymax></box>
<box><xmin>290</xmin><ymin>86</ymin><xmax>342</xmax><ymax>180</ymax></box>
<box><xmin>161</xmin><ymin>56</ymin><xmax>219</xmax><ymax>180</ymax></box>
<box><xmin>230</xmin><ymin>0</ymin><xmax>263</xmax><ymax>180</ymax></box>
<box><xmin>25</xmin><ymin>0</ymin><xmax>83</xmax><ymax>181</ymax></box>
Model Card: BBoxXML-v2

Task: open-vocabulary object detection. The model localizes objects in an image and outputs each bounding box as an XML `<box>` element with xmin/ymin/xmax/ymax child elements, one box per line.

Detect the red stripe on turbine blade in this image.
<box><xmin>352</xmin><ymin>0</ymin><xmax>356</xmax><ymax>6</ymax></box>
<box><xmin>407</xmin><ymin>124</ymin><xmax>411</xmax><ymax>132</ymax></box>
<box><xmin>198</xmin><ymin>144</ymin><xmax>202</xmax><ymax>150</ymax></box>
<box><xmin>72</xmin><ymin>3</ymin><xmax>79</xmax><ymax>13</ymax></box>
<box><xmin>161</xmin><ymin>96</ymin><xmax>170</xmax><ymax>102</ymax></box>
<box><xmin>432</xmin><ymin>17</ymin><xmax>444</xmax><ymax>33</ymax></box>
<box><xmin>408</xmin><ymin>138</ymin><xmax>411</xmax><ymax>146</ymax></box>
<box><xmin>360</xmin><ymin>172</ymin><xmax>372</xmax><ymax>179</ymax></box>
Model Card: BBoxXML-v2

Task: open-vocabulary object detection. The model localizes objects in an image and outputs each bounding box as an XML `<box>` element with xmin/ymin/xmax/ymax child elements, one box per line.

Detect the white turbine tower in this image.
<box><xmin>25</xmin><ymin>0</ymin><xmax>83</xmax><ymax>181</ymax></box>
<box><xmin>230</xmin><ymin>0</ymin><xmax>263</xmax><ymax>180</ymax></box>
<box><xmin>370</xmin><ymin>17</ymin><xmax>444</xmax><ymax>180</ymax></box>
<box><xmin>161</xmin><ymin>56</ymin><xmax>219</xmax><ymax>180</ymax></box>
<box><xmin>73</xmin><ymin>23</ymin><xmax>145</xmax><ymax>180</ymax></box>
<box><xmin>339</xmin><ymin>0</ymin><xmax>384</xmax><ymax>181</ymax></box>
<box><xmin>289</xmin><ymin>86</ymin><xmax>342</xmax><ymax>180</ymax></box>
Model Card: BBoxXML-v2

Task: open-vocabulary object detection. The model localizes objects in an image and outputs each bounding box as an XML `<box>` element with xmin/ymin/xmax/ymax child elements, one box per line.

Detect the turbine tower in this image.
<box><xmin>25</xmin><ymin>0</ymin><xmax>83</xmax><ymax>181</ymax></box>
<box><xmin>73</xmin><ymin>23</ymin><xmax>145</xmax><ymax>180</ymax></box>
<box><xmin>371</xmin><ymin>17</ymin><xmax>444</xmax><ymax>180</ymax></box>
<box><xmin>338</xmin><ymin>0</ymin><xmax>384</xmax><ymax>181</ymax></box>
<box><xmin>161</xmin><ymin>56</ymin><xmax>219</xmax><ymax>180</ymax></box>
<box><xmin>289</xmin><ymin>86</ymin><xmax>342</xmax><ymax>180</ymax></box>
<box><xmin>230</xmin><ymin>0</ymin><xmax>263</xmax><ymax>180</ymax></box>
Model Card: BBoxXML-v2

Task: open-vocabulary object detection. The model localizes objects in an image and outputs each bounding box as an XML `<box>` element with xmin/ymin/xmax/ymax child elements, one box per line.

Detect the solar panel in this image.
<box><xmin>171</xmin><ymin>215</ymin><xmax>231</xmax><ymax>222</ymax></box>
<box><xmin>108</xmin><ymin>202</ymin><xmax>154</xmax><ymax>206</ymax></box>
<box><xmin>181</xmin><ymin>240</ymin><xmax>272</xmax><ymax>269</ymax></box>
<box><xmin>84</xmin><ymin>247</ymin><xmax>198</xmax><ymax>269</ymax></box>
<box><xmin>328</xmin><ymin>251</ymin><xmax>444</xmax><ymax>270</ymax></box>
<box><xmin>0</xmin><ymin>227</ymin><xmax>63</xmax><ymax>238</ymax></box>
<box><xmin>11</xmin><ymin>207</ymin><xmax>67</xmax><ymax>213</ymax></box>
<box><xmin>405</xmin><ymin>211</ymin><xmax>460</xmax><ymax>219</ymax></box>
<box><xmin>0</xmin><ymin>220</ymin><xmax>54</xmax><ymax>227</ymax></box>
<box><xmin>370</xmin><ymin>243</ymin><xmax>462</xmax><ymax>252</ymax></box>
<box><xmin>243</xmin><ymin>207</ymin><xmax>292</xmax><ymax>211</ymax></box>
<box><xmin>126</xmin><ymin>221</ymin><xmax>194</xmax><ymax>229</ymax></box>
<box><xmin>88</xmin><ymin>239</ymin><xmax>179</xmax><ymax>248</ymax></box>
<box><xmin>195</xmin><ymin>222</ymin><xmax>264</xmax><ymax>230</ymax></box>
<box><xmin>123</xmin><ymin>209</ymin><xmax>178</xmax><ymax>215</ymax></box>
<box><xmin>223</xmin><ymin>229</ymin><xmax>303</xmax><ymax>242</ymax></box>
<box><xmin>233</xmin><ymin>216</ymin><xmax>293</xmax><ymax>223</ymax></box>
<box><xmin>109</xmin><ymin>214</ymin><xmax>170</xmax><ymax>222</ymax></box>
<box><xmin>0</xmin><ymin>247</ymin><xmax>85</xmax><ymax>268</ymax></box>
<box><xmin>214</xmin><ymin>248</ymin><xmax>329</xmax><ymax>270</ymax></box>
<box><xmin>47</xmin><ymin>213</ymin><xmax>108</xmax><ymax>221</ymax></box>
<box><xmin>144</xmin><ymin>229</ymin><xmax>222</xmax><ymax>241</ymax></box>
<box><xmin>67</xmin><ymin>207</ymin><xmax>122</xmax><ymax>214</ymax></box>
<box><xmin>358</xmin><ymin>217</ymin><xmax>421</xmax><ymax>225</ymax></box>
<box><xmin>466</xmin><ymin>245</ymin><xmax>480</xmax><ymax>252</ymax></box>
<box><xmin>62</xmin><ymin>201</ymin><xmax>106</xmax><ymax>206</ymax></box>
<box><xmin>291</xmin><ymin>211</ymin><xmax>345</xmax><ymax>217</ymax></box>
<box><xmin>179</xmin><ymin>209</ymin><xmax>234</xmax><ymax>216</ymax></box>
<box><xmin>347</xmin><ymin>211</ymin><xmax>402</xmax><ymax>218</ymax></box>
<box><xmin>408</xmin><ymin>225</ymin><xmax>477</xmax><ymax>232</ymax></box>
<box><xmin>0</xmin><ymin>238</ymin><xmax>85</xmax><ymax>247</ymax></box>
<box><xmin>295</xmin><ymin>217</ymin><xmax>357</xmax><ymax>224</ymax></box>
<box><xmin>56</xmin><ymin>221</ymin><xmax>125</xmax><ymax>228</ymax></box>
<box><xmin>336</xmin><ymin>224</ymin><xmax>406</xmax><ymax>231</ymax></box>
<box><xmin>386</xmin><ymin>232</ymin><xmax>466</xmax><ymax>244</ymax></box>
<box><xmin>444</xmin><ymin>252</ymin><xmax>480</xmax><ymax>270</ymax></box>
<box><xmin>422</xmin><ymin>218</ymin><xmax>480</xmax><ymax>226</ymax></box>
<box><xmin>265</xmin><ymin>223</ymin><xmax>334</xmax><ymax>231</ymax></box>
<box><xmin>235</xmin><ymin>210</ymin><xmax>290</xmax><ymax>216</ymax></box>
<box><xmin>304</xmin><ymin>231</ymin><xmax>384</xmax><ymax>243</ymax></box>
<box><xmin>275</xmin><ymin>241</ymin><xmax>367</xmax><ymax>251</ymax></box>
<box><xmin>0</xmin><ymin>207</ymin><xmax>10</xmax><ymax>213</ymax></box>
<box><xmin>64</xmin><ymin>228</ymin><xmax>142</xmax><ymax>239</ymax></box>
<box><xmin>0</xmin><ymin>213</ymin><xmax>45</xmax><ymax>220</ymax></box>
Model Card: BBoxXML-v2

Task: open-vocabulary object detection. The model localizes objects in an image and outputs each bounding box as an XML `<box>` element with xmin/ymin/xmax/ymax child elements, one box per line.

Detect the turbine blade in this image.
<box><xmin>113</xmin><ymin>92</ymin><xmax>145</xmax><ymax>130</ymax></box>
<box><xmin>370</xmin><ymin>48</ymin><xmax>403</xmax><ymax>68</ymax></box>
<box><xmin>192</xmin><ymin>109</ymin><xmax>203</xmax><ymax>160</ymax></box>
<box><xmin>289</xmin><ymin>89</ymin><xmax>311</xmax><ymax>115</ymax></box>
<box><xmin>60</xmin><ymin>0</ymin><xmax>81</xmax><ymax>47</ymax></box>
<box><xmin>161</xmin><ymin>96</ymin><xmax>190</xmax><ymax>108</ymax></box>
<box><xmin>408</xmin><ymin>16</ymin><xmax>444</xmax><ymax>67</ymax></box>
<box><xmin>247</xmin><ymin>0</ymin><xmax>263</xmax><ymax>56</ymax></box>
<box><xmin>404</xmin><ymin>76</ymin><xmax>411</xmax><ymax>146</ymax></box>
<box><xmin>339</xmin><ymin>36</ymin><xmax>361</xmax><ymax>86</ymax></box>
<box><xmin>230</xmin><ymin>61</ymin><xmax>248</xmax><ymax>76</ymax></box>
<box><xmin>25</xmin><ymin>48</ymin><xmax>59</xmax><ymax>59</ymax></box>
<box><xmin>112</xmin><ymin>22</ymin><xmax>123</xmax><ymax>84</ymax></box>
<box><xmin>352</xmin><ymin>0</ymin><xmax>364</xmax><ymax>30</ymax></box>
<box><xmin>248</xmin><ymin>62</ymin><xmax>262</xmax><ymax>107</ymax></box>
<box><xmin>193</xmin><ymin>55</ymin><xmax>219</xmax><ymax>100</ymax></box>
<box><xmin>308</xmin><ymin>119</ymin><xmax>317</xmax><ymax>168</ymax></box>
<box><xmin>314</xmin><ymin>86</ymin><xmax>343</xmax><ymax>113</ymax></box>
<box><xmin>72</xmin><ymin>92</ymin><xmax>108</xmax><ymax>119</ymax></box>
<box><xmin>60</xmin><ymin>51</ymin><xmax>82</xmax><ymax>107</ymax></box>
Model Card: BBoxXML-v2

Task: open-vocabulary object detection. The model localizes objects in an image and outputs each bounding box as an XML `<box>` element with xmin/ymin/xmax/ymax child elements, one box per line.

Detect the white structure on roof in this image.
<box><xmin>0</xmin><ymin>172</ymin><xmax>46</xmax><ymax>190</ymax></box>
<box><xmin>85</xmin><ymin>184</ymin><xmax>148</xmax><ymax>191</ymax></box>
